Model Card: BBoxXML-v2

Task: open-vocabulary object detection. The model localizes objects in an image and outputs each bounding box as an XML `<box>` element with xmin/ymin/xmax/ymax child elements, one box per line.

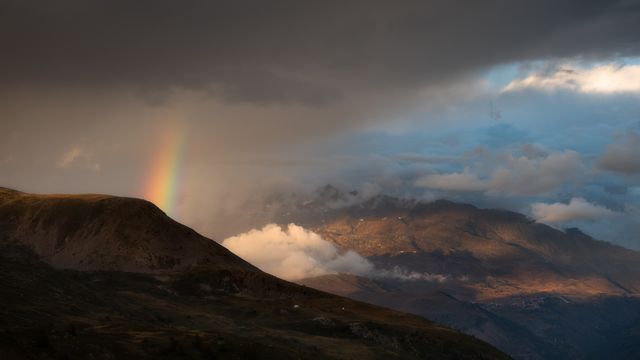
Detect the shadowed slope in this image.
<box><xmin>0</xmin><ymin>187</ymin><xmax>252</xmax><ymax>273</ymax></box>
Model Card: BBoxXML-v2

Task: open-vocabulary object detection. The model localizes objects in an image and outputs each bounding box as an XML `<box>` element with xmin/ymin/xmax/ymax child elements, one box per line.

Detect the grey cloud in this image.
<box><xmin>415</xmin><ymin>150</ymin><xmax>585</xmax><ymax>196</ymax></box>
<box><xmin>598</xmin><ymin>132</ymin><xmax>640</xmax><ymax>175</ymax></box>
<box><xmin>489</xmin><ymin>150</ymin><xmax>584</xmax><ymax>196</ymax></box>
<box><xmin>1</xmin><ymin>0</ymin><xmax>639</xmax><ymax>105</ymax></box>
<box><xmin>416</xmin><ymin>168</ymin><xmax>487</xmax><ymax>192</ymax></box>
<box><xmin>394</xmin><ymin>153</ymin><xmax>463</xmax><ymax>165</ymax></box>
<box><xmin>520</xmin><ymin>144</ymin><xmax>549</xmax><ymax>159</ymax></box>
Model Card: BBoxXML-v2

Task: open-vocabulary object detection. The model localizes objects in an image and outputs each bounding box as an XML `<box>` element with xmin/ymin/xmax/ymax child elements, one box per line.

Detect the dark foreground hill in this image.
<box><xmin>0</xmin><ymin>187</ymin><xmax>508</xmax><ymax>359</ymax></box>
<box><xmin>0</xmin><ymin>187</ymin><xmax>251</xmax><ymax>273</ymax></box>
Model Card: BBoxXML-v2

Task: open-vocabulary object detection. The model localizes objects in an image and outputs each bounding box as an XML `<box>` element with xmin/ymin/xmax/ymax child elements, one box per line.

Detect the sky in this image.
<box><xmin>1</xmin><ymin>0</ymin><xmax>640</xmax><ymax>249</ymax></box>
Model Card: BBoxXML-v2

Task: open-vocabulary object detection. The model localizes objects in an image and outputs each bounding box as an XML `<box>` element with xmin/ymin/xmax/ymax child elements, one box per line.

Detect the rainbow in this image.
<box><xmin>142</xmin><ymin>123</ymin><xmax>186</xmax><ymax>216</ymax></box>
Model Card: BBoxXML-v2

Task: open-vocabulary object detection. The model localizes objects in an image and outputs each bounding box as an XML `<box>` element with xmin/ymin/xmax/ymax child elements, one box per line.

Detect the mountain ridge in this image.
<box><xmin>0</xmin><ymin>187</ymin><xmax>253</xmax><ymax>273</ymax></box>
<box><xmin>285</xmin><ymin>193</ymin><xmax>640</xmax><ymax>299</ymax></box>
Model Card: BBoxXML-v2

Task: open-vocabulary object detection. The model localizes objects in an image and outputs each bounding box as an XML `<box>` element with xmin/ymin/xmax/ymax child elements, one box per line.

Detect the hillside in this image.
<box><xmin>0</xmin><ymin>187</ymin><xmax>508</xmax><ymax>359</ymax></box>
<box><xmin>0</xmin><ymin>187</ymin><xmax>252</xmax><ymax>273</ymax></box>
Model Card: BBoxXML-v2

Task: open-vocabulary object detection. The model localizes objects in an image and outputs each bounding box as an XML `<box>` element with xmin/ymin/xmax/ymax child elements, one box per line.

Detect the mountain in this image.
<box><xmin>306</xmin><ymin>198</ymin><xmax>640</xmax><ymax>299</ymax></box>
<box><xmin>0</xmin><ymin>187</ymin><xmax>507</xmax><ymax>359</ymax></box>
<box><xmin>0</xmin><ymin>187</ymin><xmax>251</xmax><ymax>273</ymax></box>
<box><xmin>280</xmin><ymin>191</ymin><xmax>640</xmax><ymax>359</ymax></box>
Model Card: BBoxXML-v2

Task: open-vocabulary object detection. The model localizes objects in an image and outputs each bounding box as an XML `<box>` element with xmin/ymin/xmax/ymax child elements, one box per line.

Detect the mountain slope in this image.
<box><xmin>0</xmin><ymin>187</ymin><xmax>508</xmax><ymax>359</ymax></box>
<box><xmin>274</xmin><ymin>192</ymin><xmax>640</xmax><ymax>359</ymax></box>
<box><xmin>300</xmin><ymin>197</ymin><xmax>640</xmax><ymax>299</ymax></box>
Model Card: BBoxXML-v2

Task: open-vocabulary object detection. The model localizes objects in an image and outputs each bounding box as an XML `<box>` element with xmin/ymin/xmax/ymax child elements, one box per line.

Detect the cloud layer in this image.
<box><xmin>2</xmin><ymin>1</ymin><xmax>639</xmax><ymax>103</ymax></box>
<box><xmin>416</xmin><ymin>150</ymin><xmax>583</xmax><ymax>196</ymax></box>
<box><xmin>222</xmin><ymin>223</ymin><xmax>373</xmax><ymax>281</ymax></box>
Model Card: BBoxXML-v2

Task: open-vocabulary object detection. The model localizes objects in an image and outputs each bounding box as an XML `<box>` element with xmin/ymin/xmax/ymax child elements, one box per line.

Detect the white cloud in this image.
<box><xmin>531</xmin><ymin>197</ymin><xmax>617</xmax><ymax>223</ymax></box>
<box><xmin>222</xmin><ymin>223</ymin><xmax>373</xmax><ymax>281</ymax></box>
<box><xmin>502</xmin><ymin>64</ymin><xmax>640</xmax><ymax>94</ymax></box>
<box><xmin>221</xmin><ymin>223</ymin><xmax>461</xmax><ymax>283</ymax></box>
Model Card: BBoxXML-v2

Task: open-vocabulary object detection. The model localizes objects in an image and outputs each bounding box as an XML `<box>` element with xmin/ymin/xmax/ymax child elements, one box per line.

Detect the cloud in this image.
<box><xmin>520</xmin><ymin>143</ymin><xmax>549</xmax><ymax>159</ymax></box>
<box><xmin>375</xmin><ymin>266</ymin><xmax>452</xmax><ymax>283</ymax></box>
<box><xmin>488</xmin><ymin>150</ymin><xmax>583</xmax><ymax>195</ymax></box>
<box><xmin>531</xmin><ymin>197</ymin><xmax>617</xmax><ymax>223</ymax></box>
<box><xmin>597</xmin><ymin>132</ymin><xmax>640</xmax><ymax>174</ymax></box>
<box><xmin>503</xmin><ymin>63</ymin><xmax>640</xmax><ymax>94</ymax></box>
<box><xmin>1</xmin><ymin>1</ymin><xmax>639</xmax><ymax>105</ymax></box>
<box><xmin>221</xmin><ymin>223</ymin><xmax>464</xmax><ymax>282</ymax></box>
<box><xmin>221</xmin><ymin>223</ymin><xmax>373</xmax><ymax>281</ymax></box>
<box><xmin>57</xmin><ymin>146</ymin><xmax>83</xmax><ymax>168</ymax></box>
<box><xmin>416</xmin><ymin>168</ymin><xmax>486</xmax><ymax>192</ymax></box>
<box><xmin>416</xmin><ymin>150</ymin><xmax>584</xmax><ymax>196</ymax></box>
<box><xmin>394</xmin><ymin>153</ymin><xmax>463</xmax><ymax>165</ymax></box>
<box><xmin>57</xmin><ymin>145</ymin><xmax>101</xmax><ymax>171</ymax></box>
<box><xmin>2</xmin><ymin>0</ymin><xmax>640</xmax><ymax>253</ymax></box>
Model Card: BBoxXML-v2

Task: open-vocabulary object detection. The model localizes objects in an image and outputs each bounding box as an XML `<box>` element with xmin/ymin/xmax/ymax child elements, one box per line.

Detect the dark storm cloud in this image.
<box><xmin>1</xmin><ymin>0</ymin><xmax>639</xmax><ymax>105</ymax></box>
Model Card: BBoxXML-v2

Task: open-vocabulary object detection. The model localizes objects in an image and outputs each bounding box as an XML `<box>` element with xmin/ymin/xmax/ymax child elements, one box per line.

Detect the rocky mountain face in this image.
<box><xmin>281</xmin><ymin>188</ymin><xmax>640</xmax><ymax>359</ymax></box>
<box><xmin>0</xmin><ymin>187</ymin><xmax>507</xmax><ymax>360</ymax></box>
<box><xmin>308</xmin><ymin>197</ymin><xmax>640</xmax><ymax>299</ymax></box>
